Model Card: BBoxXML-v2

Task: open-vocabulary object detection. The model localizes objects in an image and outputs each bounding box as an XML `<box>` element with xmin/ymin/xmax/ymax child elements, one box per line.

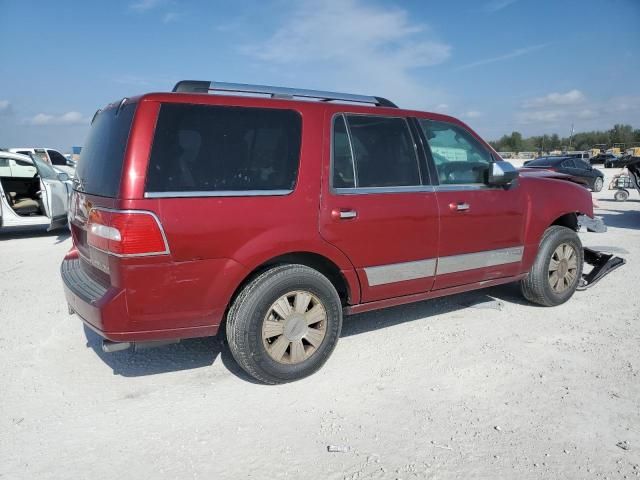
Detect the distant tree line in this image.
<box><xmin>489</xmin><ymin>124</ymin><xmax>639</xmax><ymax>153</ymax></box>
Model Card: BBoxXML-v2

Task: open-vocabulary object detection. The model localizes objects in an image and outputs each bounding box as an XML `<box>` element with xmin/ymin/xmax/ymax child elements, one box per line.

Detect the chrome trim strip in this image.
<box><xmin>211</xmin><ymin>82</ymin><xmax>382</xmax><ymax>106</ymax></box>
<box><xmin>363</xmin><ymin>246</ymin><xmax>524</xmax><ymax>286</ymax></box>
<box><xmin>436</xmin><ymin>246</ymin><xmax>524</xmax><ymax>275</ymax></box>
<box><xmin>434</xmin><ymin>184</ymin><xmax>493</xmax><ymax>191</ymax></box>
<box><xmin>364</xmin><ymin>259</ymin><xmax>437</xmax><ymax>286</ymax></box>
<box><xmin>334</xmin><ymin>185</ymin><xmax>435</xmax><ymax>195</ymax></box>
<box><xmin>144</xmin><ymin>189</ymin><xmax>293</xmax><ymax>198</ymax></box>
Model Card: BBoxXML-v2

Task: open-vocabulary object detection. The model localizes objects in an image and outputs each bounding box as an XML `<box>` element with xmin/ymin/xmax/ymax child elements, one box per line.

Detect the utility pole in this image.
<box><xmin>569</xmin><ymin>123</ymin><xmax>574</xmax><ymax>149</ymax></box>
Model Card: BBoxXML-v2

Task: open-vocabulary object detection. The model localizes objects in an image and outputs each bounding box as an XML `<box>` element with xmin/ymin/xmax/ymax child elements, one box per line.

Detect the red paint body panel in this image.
<box><xmin>62</xmin><ymin>91</ymin><xmax>596</xmax><ymax>343</ymax></box>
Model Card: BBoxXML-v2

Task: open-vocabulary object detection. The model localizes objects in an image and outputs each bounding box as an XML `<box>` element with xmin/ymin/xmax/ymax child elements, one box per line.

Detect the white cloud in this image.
<box><xmin>456</xmin><ymin>43</ymin><xmax>548</xmax><ymax>70</ymax></box>
<box><xmin>129</xmin><ymin>0</ymin><xmax>163</xmax><ymax>12</ymax></box>
<box><xmin>515</xmin><ymin>93</ymin><xmax>640</xmax><ymax>128</ymax></box>
<box><xmin>241</xmin><ymin>0</ymin><xmax>451</xmax><ymax>109</ymax></box>
<box><xmin>516</xmin><ymin>110</ymin><xmax>564</xmax><ymax>124</ymax></box>
<box><xmin>461</xmin><ymin>110</ymin><xmax>482</xmax><ymax>119</ymax></box>
<box><xmin>0</xmin><ymin>100</ymin><xmax>12</xmax><ymax>115</ymax></box>
<box><xmin>483</xmin><ymin>0</ymin><xmax>518</xmax><ymax>12</ymax></box>
<box><xmin>162</xmin><ymin>12</ymin><xmax>181</xmax><ymax>23</ymax></box>
<box><xmin>523</xmin><ymin>89</ymin><xmax>585</xmax><ymax>108</ymax></box>
<box><xmin>434</xmin><ymin>103</ymin><xmax>449</xmax><ymax>112</ymax></box>
<box><xmin>28</xmin><ymin>111</ymin><xmax>89</xmax><ymax>126</ymax></box>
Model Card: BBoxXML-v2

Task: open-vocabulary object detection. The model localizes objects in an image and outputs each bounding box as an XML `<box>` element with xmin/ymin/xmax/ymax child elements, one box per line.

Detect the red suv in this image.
<box><xmin>62</xmin><ymin>80</ymin><xmax>619</xmax><ymax>384</ymax></box>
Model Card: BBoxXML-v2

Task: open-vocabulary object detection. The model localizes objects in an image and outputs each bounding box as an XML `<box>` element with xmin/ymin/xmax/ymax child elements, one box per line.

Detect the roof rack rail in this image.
<box><xmin>172</xmin><ymin>80</ymin><xmax>398</xmax><ymax>108</ymax></box>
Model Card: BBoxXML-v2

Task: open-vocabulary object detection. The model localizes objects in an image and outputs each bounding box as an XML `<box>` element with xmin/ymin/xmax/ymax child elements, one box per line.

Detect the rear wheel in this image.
<box><xmin>226</xmin><ymin>264</ymin><xmax>343</xmax><ymax>384</ymax></box>
<box><xmin>520</xmin><ymin>226</ymin><xmax>583</xmax><ymax>307</ymax></box>
<box><xmin>592</xmin><ymin>176</ymin><xmax>604</xmax><ymax>192</ymax></box>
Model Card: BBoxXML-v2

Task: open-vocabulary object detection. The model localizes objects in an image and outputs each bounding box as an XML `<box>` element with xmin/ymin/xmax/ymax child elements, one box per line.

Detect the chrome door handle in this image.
<box><xmin>449</xmin><ymin>202</ymin><xmax>470</xmax><ymax>211</ymax></box>
<box><xmin>331</xmin><ymin>209</ymin><xmax>357</xmax><ymax>220</ymax></box>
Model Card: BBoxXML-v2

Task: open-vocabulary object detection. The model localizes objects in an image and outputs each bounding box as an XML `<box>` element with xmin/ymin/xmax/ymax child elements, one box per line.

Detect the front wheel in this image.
<box><xmin>520</xmin><ymin>226</ymin><xmax>583</xmax><ymax>307</ymax></box>
<box><xmin>592</xmin><ymin>177</ymin><xmax>604</xmax><ymax>192</ymax></box>
<box><xmin>226</xmin><ymin>264</ymin><xmax>343</xmax><ymax>384</ymax></box>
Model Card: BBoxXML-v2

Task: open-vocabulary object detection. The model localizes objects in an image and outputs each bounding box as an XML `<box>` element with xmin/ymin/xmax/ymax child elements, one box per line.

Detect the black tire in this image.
<box><xmin>520</xmin><ymin>226</ymin><xmax>583</xmax><ymax>307</ymax></box>
<box><xmin>226</xmin><ymin>264</ymin><xmax>343</xmax><ymax>384</ymax></box>
<box><xmin>592</xmin><ymin>176</ymin><xmax>604</xmax><ymax>192</ymax></box>
<box><xmin>614</xmin><ymin>189</ymin><xmax>629</xmax><ymax>202</ymax></box>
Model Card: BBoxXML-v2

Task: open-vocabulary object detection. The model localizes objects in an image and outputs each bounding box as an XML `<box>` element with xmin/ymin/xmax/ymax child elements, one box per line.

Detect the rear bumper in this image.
<box><xmin>61</xmin><ymin>252</ymin><xmax>219</xmax><ymax>342</ymax></box>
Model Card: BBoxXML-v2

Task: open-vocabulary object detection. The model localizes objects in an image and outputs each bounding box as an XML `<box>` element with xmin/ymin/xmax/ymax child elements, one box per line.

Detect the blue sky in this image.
<box><xmin>1</xmin><ymin>0</ymin><xmax>638</xmax><ymax>151</ymax></box>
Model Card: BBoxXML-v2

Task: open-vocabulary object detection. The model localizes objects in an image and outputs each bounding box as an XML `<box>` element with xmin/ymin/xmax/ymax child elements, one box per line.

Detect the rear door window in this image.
<box><xmin>74</xmin><ymin>102</ymin><xmax>137</xmax><ymax>197</ymax></box>
<box><xmin>145</xmin><ymin>104</ymin><xmax>302</xmax><ymax>194</ymax></box>
<box><xmin>331</xmin><ymin>114</ymin><xmax>421</xmax><ymax>189</ymax></box>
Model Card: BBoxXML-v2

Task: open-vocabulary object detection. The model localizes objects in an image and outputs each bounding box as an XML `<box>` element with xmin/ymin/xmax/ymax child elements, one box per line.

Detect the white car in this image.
<box><xmin>9</xmin><ymin>147</ymin><xmax>76</xmax><ymax>177</ymax></box>
<box><xmin>0</xmin><ymin>151</ymin><xmax>70</xmax><ymax>230</ymax></box>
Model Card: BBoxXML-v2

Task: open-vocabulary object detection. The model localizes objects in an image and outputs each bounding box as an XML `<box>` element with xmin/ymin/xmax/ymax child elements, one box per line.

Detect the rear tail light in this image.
<box><xmin>87</xmin><ymin>209</ymin><xmax>169</xmax><ymax>256</ymax></box>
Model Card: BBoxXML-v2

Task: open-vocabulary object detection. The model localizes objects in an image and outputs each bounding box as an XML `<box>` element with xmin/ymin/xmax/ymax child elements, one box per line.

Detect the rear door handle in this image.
<box><xmin>331</xmin><ymin>209</ymin><xmax>357</xmax><ymax>220</ymax></box>
<box><xmin>449</xmin><ymin>202</ymin><xmax>470</xmax><ymax>212</ymax></box>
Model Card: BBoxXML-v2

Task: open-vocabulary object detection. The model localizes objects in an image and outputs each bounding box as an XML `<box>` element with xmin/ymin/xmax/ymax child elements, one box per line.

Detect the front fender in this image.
<box><xmin>520</xmin><ymin>175</ymin><xmax>594</xmax><ymax>270</ymax></box>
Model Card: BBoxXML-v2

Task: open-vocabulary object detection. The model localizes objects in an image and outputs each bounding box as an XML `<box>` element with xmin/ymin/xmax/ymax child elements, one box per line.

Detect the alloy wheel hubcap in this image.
<box><xmin>548</xmin><ymin>243</ymin><xmax>578</xmax><ymax>293</ymax></box>
<box><xmin>262</xmin><ymin>290</ymin><xmax>327</xmax><ymax>364</ymax></box>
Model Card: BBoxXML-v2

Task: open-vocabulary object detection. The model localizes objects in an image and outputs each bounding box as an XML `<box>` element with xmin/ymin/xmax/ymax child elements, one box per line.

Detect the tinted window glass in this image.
<box><xmin>146</xmin><ymin>104</ymin><xmax>302</xmax><ymax>193</ymax></box>
<box><xmin>561</xmin><ymin>159</ymin><xmax>576</xmax><ymax>168</ymax></box>
<box><xmin>419</xmin><ymin>120</ymin><xmax>491</xmax><ymax>184</ymax></box>
<box><xmin>342</xmin><ymin>115</ymin><xmax>420</xmax><ymax>188</ymax></box>
<box><xmin>575</xmin><ymin>159</ymin><xmax>590</xmax><ymax>170</ymax></box>
<box><xmin>74</xmin><ymin>102</ymin><xmax>136</xmax><ymax>197</ymax></box>
<box><xmin>524</xmin><ymin>157</ymin><xmax>554</xmax><ymax>167</ymax></box>
<box><xmin>48</xmin><ymin>150</ymin><xmax>67</xmax><ymax>165</ymax></box>
<box><xmin>32</xmin><ymin>156</ymin><xmax>58</xmax><ymax>180</ymax></box>
<box><xmin>332</xmin><ymin>115</ymin><xmax>355</xmax><ymax>188</ymax></box>
<box><xmin>34</xmin><ymin>149</ymin><xmax>49</xmax><ymax>163</ymax></box>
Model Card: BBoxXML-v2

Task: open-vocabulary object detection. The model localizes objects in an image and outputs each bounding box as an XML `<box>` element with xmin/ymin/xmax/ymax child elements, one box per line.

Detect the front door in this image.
<box><xmin>32</xmin><ymin>155</ymin><xmax>69</xmax><ymax>230</ymax></box>
<box><xmin>320</xmin><ymin>113</ymin><xmax>440</xmax><ymax>303</ymax></box>
<box><xmin>416</xmin><ymin>119</ymin><xmax>525</xmax><ymax>290</ymax></box>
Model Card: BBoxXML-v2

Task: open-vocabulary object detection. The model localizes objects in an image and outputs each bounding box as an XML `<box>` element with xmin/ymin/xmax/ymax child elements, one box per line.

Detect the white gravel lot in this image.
<box><xmin>1</xmin><ymin>168</ymin><xmax>639</xmax><ymax>480</ymax></box>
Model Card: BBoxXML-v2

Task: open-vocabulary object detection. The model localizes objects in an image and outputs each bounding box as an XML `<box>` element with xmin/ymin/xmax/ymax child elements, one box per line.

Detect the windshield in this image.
<box><xmin>74</xmin><ymin>101</ymin><xmax>136</xmax><ymax>197</ymax></box>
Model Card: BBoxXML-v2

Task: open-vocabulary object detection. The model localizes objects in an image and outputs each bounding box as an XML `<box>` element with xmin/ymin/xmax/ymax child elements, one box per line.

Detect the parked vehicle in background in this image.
<box><xmin>604</xmin><ymin>154</ymin><xmax>637</xmax><ymax>169</ymax></box>
<box><xmin>9</xmin><ymin>147</ymin><xmax>76</xmax><ymax>177</ymax></box>
<box><xmin>565</xmin><ymin>151</ymin><xmax>591</xmax><ymax>162</ymax></box>
<box><xmin>0</xmin><ymin>151</ymin><xmax>70</xmax><ymax>230</ymax></box>
<box><xmin>522</xmin><ymin>156</ymin><xmax>605</xmax><ymax>192</ymax></box>
<box><xmin>61</xmin><ymin>80</ymin><xmax>619</xmax><ymax>384</ymax></box>
<box><xmin>590</xmin><ymin>152</ymin><xmax>618</xmax><ymax>165</ymax></box>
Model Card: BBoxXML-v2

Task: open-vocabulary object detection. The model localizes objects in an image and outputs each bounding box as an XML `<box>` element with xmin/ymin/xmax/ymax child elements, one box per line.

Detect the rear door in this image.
<box><xmin>32</xmin><ymin>155</ymin><xmax>69</xmax><ymax>230</ymax></box>
<box><xmin>417</xmin><ymin>119</ymin><xmax>526</xmax><ymax>290</ymax></box>
<box><xmin>319</xmin><ymin>113</ymin><xmax>440</xmax><ymax>303</ymax></box>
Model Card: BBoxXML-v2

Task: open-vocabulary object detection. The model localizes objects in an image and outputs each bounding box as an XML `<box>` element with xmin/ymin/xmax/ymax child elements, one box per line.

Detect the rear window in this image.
<box><xmin>74</xmin><ymin>102</ymin><xmax>136</xmax><ymax>197</ymax></box>
<box><xmin>526</xmin><ymin>158</ymin><xmax>556</xmax><ymax>167</ymax></box>
<box><xmin>145</xmin><ymin>104</ymin><xmax>302</xmax><ymax>194</ymax></box>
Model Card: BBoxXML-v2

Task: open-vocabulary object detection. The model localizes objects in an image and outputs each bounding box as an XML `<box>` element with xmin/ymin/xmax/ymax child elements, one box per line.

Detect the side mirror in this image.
<box><xmin>57</xmin><ymin>172</ymin><xmax>70</xmax><ymax>182</ymax></box>
<box><xmin>66</xmin><ymin>159</ymin><xmax>76</xmax><ymax>167</ymax></box>
<box><xmin>487</xmin><ymin>161</ymin><xmax>519</xmax><ymax>186</ymax></box>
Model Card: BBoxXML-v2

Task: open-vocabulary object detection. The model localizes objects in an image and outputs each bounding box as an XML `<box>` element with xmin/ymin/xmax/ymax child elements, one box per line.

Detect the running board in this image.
<box><xmin>577</xmin><ymin>247</ymin><xmax>626</xmax><ymax>291</ymax></box>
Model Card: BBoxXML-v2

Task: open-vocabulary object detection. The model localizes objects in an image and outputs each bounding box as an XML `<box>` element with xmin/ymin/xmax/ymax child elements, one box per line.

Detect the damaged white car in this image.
<box><xmin>0</xmin><ymin>151</ymin><xmax>70</xmax><ymax>231</ymax></box>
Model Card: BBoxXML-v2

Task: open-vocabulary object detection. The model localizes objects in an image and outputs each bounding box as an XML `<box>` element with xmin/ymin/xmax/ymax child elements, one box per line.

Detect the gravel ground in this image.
<box><xmin>1</xmin><ymin>168</ymin><xmax>639</xmax><ymax>480</ymax></box>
